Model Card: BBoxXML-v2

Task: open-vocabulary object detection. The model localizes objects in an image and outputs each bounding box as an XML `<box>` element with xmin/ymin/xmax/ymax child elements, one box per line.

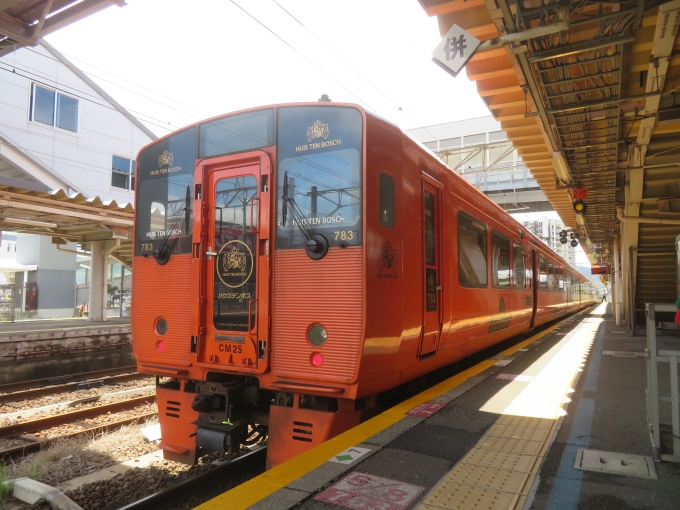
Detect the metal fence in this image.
<box><xmin>646</xmin><ymin>302</ymin><xmax>680</xmax><ymax>462</ymax></box>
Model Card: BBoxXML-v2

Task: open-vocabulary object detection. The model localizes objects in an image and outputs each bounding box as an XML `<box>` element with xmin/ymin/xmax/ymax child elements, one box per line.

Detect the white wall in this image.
<box><xmin>0</xmin><ymin>44</ymin><xmax>154</xmax><ymax>202</ymax></box>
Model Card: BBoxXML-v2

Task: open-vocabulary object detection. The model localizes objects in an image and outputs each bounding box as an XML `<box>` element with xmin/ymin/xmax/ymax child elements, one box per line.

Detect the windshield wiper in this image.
<box><xmin>153</xmin><ymin>185</ymin><xmax>191</xmax><ymax>266</ymax></box>
<box><xmin>282</xmin><ymin>171</ymin><xmax>329</xmax><ymax>260</ymax></box>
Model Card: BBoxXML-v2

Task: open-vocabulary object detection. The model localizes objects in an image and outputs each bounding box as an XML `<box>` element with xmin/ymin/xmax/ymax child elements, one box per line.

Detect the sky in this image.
<box><xmin>40</xmin><ymin>0</ymin><xmax>589</xmax><ymax>266</ymax></box>
<box><xmin>44</xmin><ymin>0</ymin><xmax>491</xmax><ymax>137</ymax></box>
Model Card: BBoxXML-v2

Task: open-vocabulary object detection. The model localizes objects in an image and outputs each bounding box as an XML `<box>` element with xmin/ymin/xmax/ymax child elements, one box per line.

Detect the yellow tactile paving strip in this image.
<box><xmin>417</xmin><ymin>304</ymin><xmax>605</xmax><ymax>510</ymax></box>
<box><xmin>197</xmin><ymin>306</ymin><xmax>600</xmax><ymax>510</ymax></box>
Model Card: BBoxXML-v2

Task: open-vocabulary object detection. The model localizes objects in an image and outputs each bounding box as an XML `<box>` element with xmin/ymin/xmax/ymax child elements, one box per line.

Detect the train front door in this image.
<box><xmin>420</xmin><ymin>182</ymin><xmax>442</xmax><ymax>359</ymax></box>
<box><xmin>200</xmin><ymin>152</ymin><xmax>271</xmax><ymax>371</ymax></box>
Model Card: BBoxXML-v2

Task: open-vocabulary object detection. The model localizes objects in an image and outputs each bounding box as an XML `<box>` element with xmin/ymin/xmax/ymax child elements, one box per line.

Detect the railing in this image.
<box><xmin>646</xmin><ymin>303</ymin><xmax>680</xmax><ymax>462</ymax></box>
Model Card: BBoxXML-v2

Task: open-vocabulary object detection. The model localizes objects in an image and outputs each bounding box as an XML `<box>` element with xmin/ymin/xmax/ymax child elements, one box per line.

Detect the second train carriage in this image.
<box><xmin>132</xmin><ymin>101</ymin><xmax>597</xmax><ymax>469</ymax></box>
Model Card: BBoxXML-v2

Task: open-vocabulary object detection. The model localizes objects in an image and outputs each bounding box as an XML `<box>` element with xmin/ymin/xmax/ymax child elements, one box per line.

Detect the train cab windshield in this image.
<box><xmin>136</xmin><ymin>127</ymin><xmax>198</xmax><ymax>256</ymax></box>
<box><xmin>276</xmin><ymin>106</ymin><xmax>363</xmax><ymax>249</ymax></box>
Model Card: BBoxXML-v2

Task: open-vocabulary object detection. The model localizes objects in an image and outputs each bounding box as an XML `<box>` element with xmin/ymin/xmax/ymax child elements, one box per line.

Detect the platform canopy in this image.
<box><xmin>0</xmin><ymin>0</ymin><xmax>126</xmax><ymax>57</ymax></box>
<box><xmin>0</xmin><ymin>183</ymin><xmax>133</xmax><ymax>266</ymax></box>
<box><xmin>419</xmin><ymin>0</ymin><xmax>680</xmax><ymax>325</ymax></box>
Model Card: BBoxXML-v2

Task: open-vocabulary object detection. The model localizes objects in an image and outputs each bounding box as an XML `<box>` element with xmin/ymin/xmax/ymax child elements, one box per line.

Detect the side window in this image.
<box><xmin>492</xmin><ymin>231</ymin><xmax>510</xmax><ymax>288</ymax></box>
<box><xmin>513</xmin><ymin>242</ymin><xmax>525</xmax><ymax>289</ymax></box>
<box><xmin>379</xmin><ymin>173</ymin><xmax>395</xmax><ymax>228</ymax></box>
<box><xmin>547</xmin><ymin>261</ymin><xmax>554</xmax><ymax>292</ymax></box>
<box><xmin>527</xmin><ymin>250</ymin><xmax>533</xmax><ymax>290</ymax></box>
<box><xmin>458</xmin><ymin>212</ymin><xmax>487</xmax><ymax>287</ymax></box>
<box><xmin>538</xmin><ymin>255</ymin><xmax>547</xmax><ymax>290</ymax></box>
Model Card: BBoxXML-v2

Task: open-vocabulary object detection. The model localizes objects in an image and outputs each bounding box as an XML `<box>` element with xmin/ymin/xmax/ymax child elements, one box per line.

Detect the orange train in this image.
<box><xmin>132</xmin><ymin>101</ymin><xmax>597</xmax><ymax>469</ymax></box>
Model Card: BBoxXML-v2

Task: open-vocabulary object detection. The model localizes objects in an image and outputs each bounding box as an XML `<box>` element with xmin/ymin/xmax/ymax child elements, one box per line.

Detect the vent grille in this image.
<box><xmin>165</xmin><ymin>399</ymin><xmax>181</xmax><ymax>419</ymax></box>
<box><xmin>292</xmin><ymin>421</ymin><xmax>313</xmax><ymax>442</ymax></box>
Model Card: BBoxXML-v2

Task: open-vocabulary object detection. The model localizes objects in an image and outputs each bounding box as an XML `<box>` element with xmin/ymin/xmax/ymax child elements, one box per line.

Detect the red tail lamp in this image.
<box><xmin>156</xmin><ymin>340</ymin><xmax>165</xmax><ymax>352</ymax></box>
<box><xmin>310</xmin><ymin>352</ymin><xmax>324</xmax><ymax>367</ymax></box>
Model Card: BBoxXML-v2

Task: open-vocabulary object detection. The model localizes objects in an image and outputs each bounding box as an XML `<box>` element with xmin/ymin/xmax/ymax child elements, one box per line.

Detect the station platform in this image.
<box><xmin>0</xmin><ymin>317</ymin><xmax>130</xmax><ymax>338</ymax></box>
<box><xmin>0</xmin><ymin>317</ymin><xmax>133</xmax><ymax>384</ymax></box>
<box><xmin>198</xmin><ymin>303</ymin><xmax>680</xmax><ymax>510</ymax></box>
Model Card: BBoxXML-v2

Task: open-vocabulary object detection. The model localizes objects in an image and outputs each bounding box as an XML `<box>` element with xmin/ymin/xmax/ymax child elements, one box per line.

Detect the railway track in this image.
<box><xmin>0</xmin><ymin>393</ymin><xmax>157</xmax><ymax>460</ymax></box>
<box><xmin>118</xmin><ymin>447</ymin><xmax>267</xmax><ymax>510</ymax></box>
<box><xmin>0</xmin><ymin>371</ymin><xmax>147</xmax><ymax>405</ymax></box>
<box><xmin>0</xmin><ymin>366</ymin><xmax>138</xmax><ymax>394</ymax></box>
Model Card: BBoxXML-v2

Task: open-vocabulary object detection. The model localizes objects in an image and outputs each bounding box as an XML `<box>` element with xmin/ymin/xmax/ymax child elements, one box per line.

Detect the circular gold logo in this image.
<box><xmin>216</xmin><ymin>240</ymin><xmax>254</xmax><ymax>288</ymax></box>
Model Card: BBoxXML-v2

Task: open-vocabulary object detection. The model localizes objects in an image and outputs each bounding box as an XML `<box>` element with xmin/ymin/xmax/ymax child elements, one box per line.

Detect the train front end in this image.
<box><xmin>132</xmin><ymin>104</ymin><xmax>366</xmax><ymax>467</ymax></box>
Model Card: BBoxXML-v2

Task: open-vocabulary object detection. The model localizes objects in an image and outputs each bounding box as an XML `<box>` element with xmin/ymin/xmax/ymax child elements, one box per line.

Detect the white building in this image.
<box><xmin>0</xmin><ymin>40</ymin><xmax>155</xmax><ymax>199</ymax></box>
<box><xmin>0</xmin><ymin>41</ymin><xmax>156</xmax><ymax>318</ymax></box>
<box><xmin>522</xmin><ymin>216</ymin><xmax>577</xmax><ymax>267</ymax></box>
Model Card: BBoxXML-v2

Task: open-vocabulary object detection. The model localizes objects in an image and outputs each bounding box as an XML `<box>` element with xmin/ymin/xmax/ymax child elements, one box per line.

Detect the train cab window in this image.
<box><xmin>491</xmin><ymin>231</ymin><xmax>510</xmax><ymax>289</ymax></box>
<box><xmin>379</xmin><ymin>173</ymin><xmax>395</xmax><ymax>228</ymax></box>
<box><xmin>538</xmin><ymin>255</ymin><xmax>547</xmax><ymax>290</ymax></box>
<box><xmin>513</xmin><ymin>242</ymin><xmax>525</xmax><ymax>289</ymax></box>
<box><xmin>458</xmin><ymin>212</ymin><xmax>487</xmax><ymax>287</ymax></box>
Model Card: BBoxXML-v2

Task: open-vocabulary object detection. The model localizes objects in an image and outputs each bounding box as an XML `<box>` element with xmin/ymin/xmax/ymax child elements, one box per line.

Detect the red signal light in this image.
<box><xmin>310</xmin><ymin>352</ymin><xmax>324</xmax><ymax>367</ymax></box>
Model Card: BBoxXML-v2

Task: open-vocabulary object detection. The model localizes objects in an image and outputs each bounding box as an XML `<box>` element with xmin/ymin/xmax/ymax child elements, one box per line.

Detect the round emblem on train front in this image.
<box><xmin>216</xmin><ymin>240</ymin><xmax>254</xmax><ymax>288</ymax></box>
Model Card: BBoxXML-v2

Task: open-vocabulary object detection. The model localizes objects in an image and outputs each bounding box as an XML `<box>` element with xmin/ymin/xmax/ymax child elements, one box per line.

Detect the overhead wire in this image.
<box><xmin>0</xmin><ymin>64</ymin><xmax>181</xmax><ymax>133</ymax></box>
<box><xmin>229</xmin><ymin>0</ymin><xmax>377</xmax><ymax>112</ymax></box>
<box><xmin>270</xmin><ymin>0</ymin><xmax>440</xmax><ymax>141</ymax></box>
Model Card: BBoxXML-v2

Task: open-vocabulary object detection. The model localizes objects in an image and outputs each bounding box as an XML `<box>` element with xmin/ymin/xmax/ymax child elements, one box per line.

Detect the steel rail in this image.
<box><xmin>0</xmin><ymin>395</ymin><xmax>155</xmax><ymax>438</ymax></box>
<box><xmin>0</xmin><ymin>372</ymin><xmax>146</xmax><ymax>404</ymax></box>
<box><xmin>118</xmin><ymin>447</ymin><xmax>268</xmax><ymax>510</ymax></box>
<box><xmin>0</xmin><ymin>366</ymin><xmax>137</xmax><ymax>393</ymax></box>
<box><xmin>0</xmin><ymin>411</ymin><xmax>157</xmax><ymax>460</ymax></box>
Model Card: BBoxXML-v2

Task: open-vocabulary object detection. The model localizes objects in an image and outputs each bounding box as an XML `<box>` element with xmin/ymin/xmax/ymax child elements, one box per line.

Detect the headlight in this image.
<box><xmin>155</xmin><ymin>317</ymin><xmax>168</xmax><ymax>335</ymax></box>
<box><xmin>307</xmin><ymin>324</ymin><xmax>327</xmax><ymax>346</ymax></box>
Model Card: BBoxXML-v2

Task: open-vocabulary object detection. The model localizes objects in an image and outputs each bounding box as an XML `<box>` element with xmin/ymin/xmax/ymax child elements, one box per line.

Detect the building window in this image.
<box><xmin>379</xmin><ymin>173</ymin><xmax>395</xmax><ymax>228</ymax></box>
<box><xmin>111</xmin><ymin>155</ymin><xmax>135</xmax><ymax>191</ymax></box>
<box><xmin>30</xmin><ymin>84</ymin><xmax>78</xmax><ymax>133</ymax></box>
<box><xmin>458</xmin><ymin>212</ymin><xmax>487</xmax><ymax>287</ymax></box>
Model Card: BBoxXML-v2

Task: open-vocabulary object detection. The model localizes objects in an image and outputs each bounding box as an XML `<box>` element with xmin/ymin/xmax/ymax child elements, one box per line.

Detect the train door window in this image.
<box><xmin>527</xmin><ymin>250</ymin><xmax>533</xmax><ymax>290</ymax></box>
<box><xmin>492</xmin><ymin>231</ymin><xmax>510</xmax><ymax>289</ymax></box>
<box><xmin>538</xmin><ymin>255</ymin><xmax>547</xmax><ymax>290</ymax></box>
<box><xmin>513</xmin><ymin>242</ymin><xmax>525</xmax><ymax>289</ymax></box>
<box><xmin>458</xmin><ymin>212</ymin><xmax>487</xmax><ymax>287</ymax></box>
<box><xmin>379</xmin><ymin>173</ymin><xmax>395</xmax><ymax>228</ymax></box>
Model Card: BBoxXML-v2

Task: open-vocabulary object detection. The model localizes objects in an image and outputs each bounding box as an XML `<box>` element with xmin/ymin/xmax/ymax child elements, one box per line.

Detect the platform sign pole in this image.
<box><xmin>432</xmin><ymin>24</ymin><xmax>481</xmax><ymax>78</ymax></box>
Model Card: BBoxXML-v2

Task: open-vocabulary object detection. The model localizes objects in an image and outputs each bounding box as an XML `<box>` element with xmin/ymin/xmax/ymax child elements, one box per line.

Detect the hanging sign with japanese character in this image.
<box><xmin>431</xmin><ymin>24</ymin><xmax>481</xmax><ymax>78</ymax></box>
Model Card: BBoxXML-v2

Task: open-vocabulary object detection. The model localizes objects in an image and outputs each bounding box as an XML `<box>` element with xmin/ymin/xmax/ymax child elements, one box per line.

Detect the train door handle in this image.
<box><xmin>206</xmin><ymin>247</ymin><xmax>217</xmax><ymax>260</ymax></box>
<box><xmin>435</xmin><ymin>285</ymin><xmax>442</xmax><ymax>291</ymax></box>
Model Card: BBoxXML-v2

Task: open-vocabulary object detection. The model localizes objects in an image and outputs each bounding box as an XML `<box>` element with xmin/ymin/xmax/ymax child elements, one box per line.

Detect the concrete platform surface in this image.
<box><xmin>0</xmin><ymin>317</ymin><xmax>130</xmax><ymax>337</ymax></box>
<box><xmin>197</xmin><ymin>303</ymin><xmax>680</xmax><ymax>510</ymax></box>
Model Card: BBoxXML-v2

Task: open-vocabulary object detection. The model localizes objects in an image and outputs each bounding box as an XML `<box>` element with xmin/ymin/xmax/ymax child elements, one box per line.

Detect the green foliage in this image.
<box><xmin>0</xmin><ymin>460</ymin><xmax>13</xmax><ymax>501</ymax></box>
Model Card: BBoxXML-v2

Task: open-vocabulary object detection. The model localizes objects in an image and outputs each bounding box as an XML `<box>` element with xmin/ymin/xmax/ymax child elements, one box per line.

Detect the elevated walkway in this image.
<box><xmin>199</xmin><ymin>303</ymin><xmax>680</xmax><ymax>510</ymax></box>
